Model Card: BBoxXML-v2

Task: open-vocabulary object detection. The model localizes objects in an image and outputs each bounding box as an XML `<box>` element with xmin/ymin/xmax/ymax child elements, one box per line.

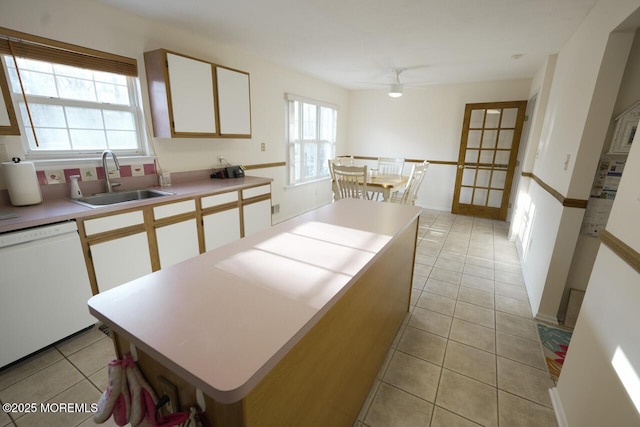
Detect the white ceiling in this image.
<box><xmin>98</xmin><ymin>0</ymin><xmax>598</xmax><ymax>90</ymax></box>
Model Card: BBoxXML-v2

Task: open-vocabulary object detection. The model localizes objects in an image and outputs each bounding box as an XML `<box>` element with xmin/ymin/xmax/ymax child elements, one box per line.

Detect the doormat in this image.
<box><xmin>537</xmin><ymin>323</ymin><xmax>572</xmax><ymax>381</ymax></box>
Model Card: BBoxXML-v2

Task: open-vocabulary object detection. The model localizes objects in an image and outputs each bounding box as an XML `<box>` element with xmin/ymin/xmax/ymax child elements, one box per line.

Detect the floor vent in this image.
<box><xmin>98</xmin><ymin>323</ymin><xmax>113</xmax><ymax>338</ymax></box>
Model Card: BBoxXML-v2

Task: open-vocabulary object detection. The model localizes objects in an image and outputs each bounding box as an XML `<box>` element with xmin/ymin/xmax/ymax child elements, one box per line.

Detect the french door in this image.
<box><xmin>452</xmin><ymin>101</ymin><xmax>527</xmax><ymax>220</ymax></box>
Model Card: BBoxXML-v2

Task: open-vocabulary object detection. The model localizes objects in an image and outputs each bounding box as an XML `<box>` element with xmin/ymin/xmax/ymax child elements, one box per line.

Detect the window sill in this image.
<box><xmin>28</xmin><ymin>155</ymin><xmax>156</xmax><ymax>169</ymax></box>
<box><xmin>285</xmin><ymin>177</ymin><xmax>330</xmax><ymax>190</ymax></box>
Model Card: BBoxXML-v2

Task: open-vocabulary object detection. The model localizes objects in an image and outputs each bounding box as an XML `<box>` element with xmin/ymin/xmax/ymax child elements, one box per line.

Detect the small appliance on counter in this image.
<box><xmin>210</xmin><ymin>165</ymin><xmax>245</xmax><ymax>179</ymax></box>
<box><xmin>1</xmin><ymin>157</ymin><xmax>42</xmax><ymax>206</ymax></box>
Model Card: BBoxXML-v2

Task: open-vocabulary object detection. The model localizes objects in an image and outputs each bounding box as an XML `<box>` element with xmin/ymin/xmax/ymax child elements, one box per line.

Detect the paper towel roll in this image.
<box><xmin>2</xmin><ymin>161</ymin><xmax>43</xmax><ymax>206</ymax></box>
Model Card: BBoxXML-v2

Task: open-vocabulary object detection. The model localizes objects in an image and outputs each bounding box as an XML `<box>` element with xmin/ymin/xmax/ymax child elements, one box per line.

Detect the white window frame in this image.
<box><xmin>286</xmin><ymin>93</ymin><xmax>338</xmax><ymax>186</ymax></box>
<box><xmin>2</xmin><ymin>55</ymin><xmax>147</xmax><ymax>160</ymax></box>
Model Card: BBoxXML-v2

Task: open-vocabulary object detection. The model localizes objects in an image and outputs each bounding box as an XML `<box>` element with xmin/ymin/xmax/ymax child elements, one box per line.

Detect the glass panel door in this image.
<box><xmin>452</xmin><ymin>101</ymin><xmax>527</xmax><ymax>220</ymax></box>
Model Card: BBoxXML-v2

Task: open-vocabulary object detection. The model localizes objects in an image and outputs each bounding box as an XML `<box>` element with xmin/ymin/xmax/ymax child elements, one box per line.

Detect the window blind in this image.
<box><xmin>0</xmin><ymin>26</ymin><xmax>137</xmax><ymax>76</ymax></box>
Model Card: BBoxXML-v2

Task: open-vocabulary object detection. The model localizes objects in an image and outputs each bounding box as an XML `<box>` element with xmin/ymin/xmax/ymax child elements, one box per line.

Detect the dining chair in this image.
<box><xmin>335</xmin><ymin>155</ymin><xmax>354</xmax><ymax>166</ymax></box>
<box><xmin>390</xmin><ymin>161</ymin><xmax>429</xmax><ymax>205</ymax></box>
<box><xmin>377</xmin><ymin>157</ymin><xmax>404</xmax><ymax>177</ymax></box>
<box><xmin>332</xmin><ymin>164</ymin><xmax>369</xmax><ymax>200</ymax></box>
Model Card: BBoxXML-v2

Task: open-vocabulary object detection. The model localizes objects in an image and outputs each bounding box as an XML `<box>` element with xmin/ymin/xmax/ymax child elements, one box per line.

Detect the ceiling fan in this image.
<box><xmin>388</xmin><ymin>68</ymin><xmax>405</xmax><ymax>98</ymax></box>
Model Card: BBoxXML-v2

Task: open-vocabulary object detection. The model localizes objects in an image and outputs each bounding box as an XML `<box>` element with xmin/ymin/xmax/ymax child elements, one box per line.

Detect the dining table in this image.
<box><xmin>362</xmin><ymin>175</ymin><xmax>408</xmax><ymax>202</ymax></box>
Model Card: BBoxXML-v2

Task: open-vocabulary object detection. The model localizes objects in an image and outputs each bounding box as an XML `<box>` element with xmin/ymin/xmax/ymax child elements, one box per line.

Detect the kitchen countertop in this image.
<box><xmin>87</xmin><ymin>198</ymin><xmax>422</xmax><ymax>404</ymax></box>
<box><xmin>0</xmin><ymin>175</ymin><xmax>272</xmax><ymax>233</ymax></box>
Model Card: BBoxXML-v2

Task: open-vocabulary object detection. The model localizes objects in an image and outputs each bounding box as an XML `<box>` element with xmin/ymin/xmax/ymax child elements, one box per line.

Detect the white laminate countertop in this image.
<box><xmin>88</xmin><ymin>198</ymin><xmax>422</xmax><ymax>404</ymax></box>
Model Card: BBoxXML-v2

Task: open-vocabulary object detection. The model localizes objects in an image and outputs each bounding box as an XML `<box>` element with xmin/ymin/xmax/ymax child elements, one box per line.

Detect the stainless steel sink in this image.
<box><xmin>70</xmin><ymin>189</ymin><xmax>174</xmax><ymax>208</ymax></box>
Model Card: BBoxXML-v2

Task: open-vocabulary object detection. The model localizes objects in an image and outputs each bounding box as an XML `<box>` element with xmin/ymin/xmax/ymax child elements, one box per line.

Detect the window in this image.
<box><xmin>4</xmin><ymin>57</ymin><xmax>144</xmax><ymax>157</ymax></box>
<box><xmin>286</xmin><ymin>94</ymin><xmax>337</xmax><ymax>185</ymax></box>
<box><xmin>0</xmin><ymin>29</ymin><xmax>142</xmax><ymax>158</ymax></box>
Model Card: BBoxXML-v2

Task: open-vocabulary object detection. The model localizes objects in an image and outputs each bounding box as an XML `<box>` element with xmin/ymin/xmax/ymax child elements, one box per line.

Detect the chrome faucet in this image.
<box><xmin>101</xmin><ymin>150</ymin><xmax>121</xmax><ymax>193</ymax></box>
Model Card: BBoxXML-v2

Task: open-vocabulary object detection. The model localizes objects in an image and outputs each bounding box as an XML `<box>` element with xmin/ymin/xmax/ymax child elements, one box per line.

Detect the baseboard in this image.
<box><xmin>535</xmin><ymin>313</ymin><xmax>559</xmax><ymax>325</ymax></box>
<box><xmin>549</xmin><ymin>387</ymin><xmax>568</xmax><ymax>427</ymax></box>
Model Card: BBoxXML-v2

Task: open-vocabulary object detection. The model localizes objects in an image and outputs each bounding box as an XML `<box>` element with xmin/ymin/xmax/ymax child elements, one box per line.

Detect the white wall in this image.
<box><xmin>514</xmin><ymin>0</ymin><xmax>638</xmax><ymax>322</ymax></box>
<box><xmin>0</xmin><ymin>0</ymin><xmax>350</xmax><ymax>223</ymax></box>
<box><xmin>346</xmin><ymin>80</ymin><xmax>532</xmax><ymax>211</ymax></box>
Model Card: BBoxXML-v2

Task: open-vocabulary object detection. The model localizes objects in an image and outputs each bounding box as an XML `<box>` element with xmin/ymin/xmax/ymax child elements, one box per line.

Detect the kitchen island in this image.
<box><xmin>88</xmin><ymin>198</ymin><xmax>421</xmax><ymax>426</ymax></box>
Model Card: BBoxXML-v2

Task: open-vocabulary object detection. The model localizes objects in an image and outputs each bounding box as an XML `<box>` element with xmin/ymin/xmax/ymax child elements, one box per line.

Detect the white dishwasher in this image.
<box><xmin>0</xmin><ymin>221</ymin><xmax>96</xmax><ymax>368</ymax></box>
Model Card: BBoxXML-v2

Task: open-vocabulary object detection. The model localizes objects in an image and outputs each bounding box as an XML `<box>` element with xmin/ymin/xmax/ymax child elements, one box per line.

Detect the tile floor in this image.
<box><xmin>0</xmin><ymin>209</ymin><xmax>558</xmax><ymax>427</ymax></box>
<box><xmin>355</xmin><ymin>210</ymin><xmax>558</xmax><ymax>427</ymax></box>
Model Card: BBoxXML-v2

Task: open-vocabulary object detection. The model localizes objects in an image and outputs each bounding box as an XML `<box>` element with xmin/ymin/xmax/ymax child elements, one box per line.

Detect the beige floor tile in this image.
<box><xmin>0</xmin><ymin>360</ymin><xmax>83</xmax><ymax>417</ymax></box>
<box><xmin>498</xmin><ymin>390</ymin><xmax>558</xmax><ymax>427</ymax></box>
<box><xmin>66</xmin><ymin>338</ymin><xmax>116</xmax><ymax>377</ymax></box>
<box><xmin>496</xmin><ymin>312</ymin><xmax>538</xmax><ymax>341</ymax></box>
<box><xmin>397</xmin><ymin>326</ymin><xmax>447</xmax><ymax>366</ymax></box>
<box><xmin>55</xmin><ymin>326</ymin><xmax>105</xmax><ymax>357</ymax></box>
<box><xmin>442</xmin><ymin>240</ymin><xmax>469</xmax><ymax>255</ymax></box>
<box><xmin>410</xmin><ymin>288</ymin><xmax>420</xmax><ymax>306</ymax></box>
<box><xmin>444</xmin><ymin>341</ymin><xmax>496</xmax><ymax>386</ymax></box>
<box><xmin>377</xmin><ymin>347</ymin><xmax>395</xmax><ymax>380</ymax></box>
<box><xmin>417</xmin><ymin>292</ymin><xmax>456</xmax><ymax>316</ymax></box>
<box><xmin>460</xmin><ymin>274</ymin><xmax>494</xmax><ymax>293</ymax></box>
<box><xmin>413</xmin><ymin>264</ymin><xmax>432</xmax><ymax>277</ymax></box>
<box><xmin>466</xmin><ymin>256</ymin><xmax>495</xmax><ymax>270</ymax></box>
<box><xmin>495</xmin><ymin>295</ymin><xmax>533</xmax><ymax>318</ymax></box>
<box><xmin>415</xmin><ymin>254</ymin><xmax>437</xmax><ymax>267</ymax></box>
<box><xmin>416</xmin><ymin>243</ymin><xmax>441</xmax><ymax>257</ymax></box>
<box><xmin>435</xmin><ymin>369</ymin><xmax>497</xmax><ymax>427</ymax></box>
<box><xmin>430</xmin><ymin>406</ymin><xmax>482</xmax><ymax>426</ymax></box>
<box><xmin>88</xmin><ymin>366</ymin><xmax>109</xmax><ymax>393</ymax></box>
<box><xmin>429</xmin><ymin>268</ymin><xmax>462</xmax><ymax>285</ymax></box>
<box><xmin>14</xmin><ymin>380</ymin><xmax>99</xmax><ymax>427</ymax></box>
<box><xmin>449</xmin><ymin>319</ymin><xmax>496</xmax><ymax>353</ymax></box>
<box><xmin>494</xmin><ymin>260</ymin><xmax>522</xmax><ymax>274</ymax></box>
<box><xmin>357</xmin><ymin>379</ymin><xmax>380</xmax><ymax>421</ymax></box>
<box><xmin>497</xmin><ymin>357</ymin><xmax>554</xmax><ymax>407</ymax></box>
<box><xmin>412</xmin><ymin>274</ymin><xmax>428</xmax><ymax>290</ymax></box>
<box><xmin>495</xmin><ymin>269</ymin><xmax>525</xmax><ymax>286</ymax></box>
<box><xmin>466</xmin><ymin>247</ymin><xmax>493</xmax><ymax>260</ymax></box>
<box><xmin>383</xmin><ymin>352</ymin><xmax>441</xmax><ymax>402</ymax></box>
<box><xmin>0</xmin><ymin>349</ymin><xmax>63</xmax><ymax>392</ymax></box>
<box><xmin>457</xmin><ymin>286</ymin><xmax>495</xmax><ymax>309</ymax></box>
<box><xmin>425</xmin><ymin>279</ymin><xmax>459</xmax><ymax>299</ymax></box>
<box><xmin>364</xmin><ymin>382</ymin><xmax>433</xmax><ymax>427</ymax></box>
<box><xmin>408</xmin><ymin>307</ymin><xmax>452</xmax><ymax>338</ymax></box>
<box><xmin>454</xmin><ymin>301</ymin><xmax>495</xmax><ymax>329</ymax></box>
<box><xmin>437</xmin><ymin>251</ymin><xmax>467</xmax><ymax>263</ymax></box>
<box><xmin>495</xmin><ymin>281</ymin><xmax>529</xmax><ymax>301</ymax></box>
<box><xmin>496</xmin><ymin>332</ymin><xmax>547</xmax><ymax>370</ymax></box>
<box><xmin>462</xmin><ymin>264</ymin><xmax>494</xmax><ymax>280</ymax></box>
<box><xmin>434</xmin><ymin>258</ymin><xmax>464</xmax><ymax>273</ymax></box>
<box><xmin>0</xmin><ymin>407</ymin><xmax>11</xmax><ymax>426</ymax></box>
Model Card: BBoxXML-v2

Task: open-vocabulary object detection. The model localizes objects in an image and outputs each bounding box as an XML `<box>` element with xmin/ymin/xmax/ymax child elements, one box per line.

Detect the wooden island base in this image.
<box><xmin>108</xmin><ymin>216</ymin><xmax>418</xmax><ymax>427</ymax></box>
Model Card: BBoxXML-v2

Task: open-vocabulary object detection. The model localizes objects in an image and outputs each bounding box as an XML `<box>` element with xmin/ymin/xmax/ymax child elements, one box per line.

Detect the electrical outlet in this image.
<box><xmin>261</xmin><ymin>142</ymin><xmax>266</xmax><ymax>151</ymax></box>
<box><xmin>217</xmin><ymin>155</ymin><xmax>224</xmax><ymax>165</ymax></box>
<box><xmin>157</xmin><ymin>376</ymin><xmax>180</xmax><ymax>414</ymax></box>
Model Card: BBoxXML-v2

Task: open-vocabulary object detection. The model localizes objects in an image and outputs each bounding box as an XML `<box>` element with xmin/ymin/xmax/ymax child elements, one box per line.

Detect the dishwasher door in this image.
<box><xmin>0</xmin><ymin>222</ymin><xmax>96</xmax><ymax>367</ymax></box>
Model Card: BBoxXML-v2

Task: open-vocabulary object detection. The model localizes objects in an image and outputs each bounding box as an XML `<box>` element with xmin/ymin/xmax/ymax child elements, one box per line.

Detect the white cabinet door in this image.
<box><xmin>167</xmin><ymin>53</ymin><xmax>216</xmax><ymax>134</ymax></box>
<box><xmin>156</xmin><ymin>219</ymin><xmax>200</xmax><ymax>268</ymax></box>
<box><xmin>243</xmin><ymin>199</ymin><xmax>272</xmax><ymax>237</ymax></box>
<box><xmin>216</xmin><ymin>67</ymin><xmax>251</xmax><ymax>136</ymax></box>
<box><xmin>203</xmin><ymin>208</ymin><xmax>241</xmax><ymax>251</ymax></box>
<box><xmin>91</xmin><ymin>232</ymin><xmax>152</xmax><ymax>293</ymax></box>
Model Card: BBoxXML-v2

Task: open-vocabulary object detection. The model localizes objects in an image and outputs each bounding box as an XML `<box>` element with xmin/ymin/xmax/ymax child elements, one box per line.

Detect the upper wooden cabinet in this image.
<box><xmin>0</xmin><ymin>62</ymin><xmax>20</xmax><ymax>135</ymax></box>
<box><xmin>144</xmin><ymin>49</ymin><xmax>251</xmax><ymax>139</ymax></box>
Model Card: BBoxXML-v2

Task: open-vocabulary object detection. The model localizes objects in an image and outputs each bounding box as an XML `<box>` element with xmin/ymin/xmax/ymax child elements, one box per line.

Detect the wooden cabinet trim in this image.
<box><xmin>242</xmin><ymin>194</ymin><xmax>271</xmax><ymax>206</ymax></box>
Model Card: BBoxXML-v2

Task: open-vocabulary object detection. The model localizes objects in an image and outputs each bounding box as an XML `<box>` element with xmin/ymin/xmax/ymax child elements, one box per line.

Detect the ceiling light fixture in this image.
<box><xmin>388</xmin><ymin>69</ymin><xmax>404</xmax><ymax>98</ymax></box>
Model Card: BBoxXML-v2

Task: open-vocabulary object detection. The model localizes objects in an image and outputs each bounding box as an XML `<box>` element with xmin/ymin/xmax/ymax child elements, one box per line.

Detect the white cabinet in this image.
<box><xmin>154</xmin><ymin>200</ymin><xmax>200</xmax><ymax>268</ymax></box>
<box><xmin>167</xmin><ymin>53</ymin><xmax>217</xmax><ymax>134</ymax></box>
<box><xmin>241</xmin><ymin>185</ymin><xmax>272</xmax><ymax>237</ymax></box>
<box><xmin>144</xmin><ymin>49</ymin><xmax>217</xmax><ymax>138</ymax></box>
<box><xmin>201</xmin><ymin>191</ymin><xmax>241</xmax><ymax>251</ymax></box>
<box><xmin>216</xmin><ymin>67</ymin><xmax>251</xmax><ymax>137</ymax></box>
<box><xmin>0</xmin><ymin>62</ymin><xmax>19</xmax><ymax>135</ymax></box>
<box><xmin>91</xmin><ymin>232</ymin><xmax>153</xmax><ymax>293</ymax></box>
<box><xmin>81</xmin><ymin>210</ymin><xmax>152</xmax><ymax>293</ymax></box>
<box><xmin>144</xmin><ymin>48</ymin><xmax>251</xmax><ymax>139</ymax></box>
